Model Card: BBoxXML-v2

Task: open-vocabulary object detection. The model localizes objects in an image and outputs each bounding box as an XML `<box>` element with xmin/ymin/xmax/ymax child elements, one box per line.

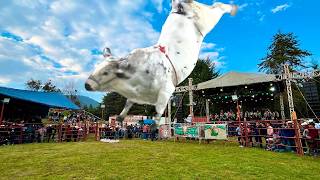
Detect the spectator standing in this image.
<box><xmin>306</xmin><ymin>122</ymin><xmax>319</xmax><ymax>155</ymax></box>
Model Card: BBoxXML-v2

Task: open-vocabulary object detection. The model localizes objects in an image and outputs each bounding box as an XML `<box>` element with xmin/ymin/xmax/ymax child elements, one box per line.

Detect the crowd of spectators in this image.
<box><xmin>234</xmin><ymin>119</ymin><xmax>320</xmax><ymax>155</ymax></box>
<box><xmin>0</xmin><ymin>110</ymin><xmax>99</xmax><ymax>146</ymax></box>
<box><xmin>99</xmin><ymin>123</ymin><xmax>158</xmax><ymax>141</ymax></box>
<box><xmin>0</xmin><ymin>122</ymin><xmax>87</xmax><ymax>145</ymax></box>
<box><xmin>211</xmin><ymin>109</ymin><xmax>281</xmax><ymax>121</ymax></box>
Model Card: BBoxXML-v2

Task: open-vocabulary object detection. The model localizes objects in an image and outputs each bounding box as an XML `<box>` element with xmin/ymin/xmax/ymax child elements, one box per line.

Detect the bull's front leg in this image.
<box><xmin>116</xmin><ymin>99</ymin><xmax>134</xmax><ymax>123</ymax></box>
<box><xmin>154</xmin><ymin>85</ymin><xmax>176</xmax><ymax>121</ymax></box>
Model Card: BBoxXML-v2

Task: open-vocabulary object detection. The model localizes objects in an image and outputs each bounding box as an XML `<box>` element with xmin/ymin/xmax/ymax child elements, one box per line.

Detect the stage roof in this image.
<box><xmin>197</xmin><ymin>71</ymin><xmax>277</xmax><ymax>90</ymax></box>
<box><xmin>0</xmin><ymin>86</ymin><xmax>79</xmax><ymax>110</ymax></box>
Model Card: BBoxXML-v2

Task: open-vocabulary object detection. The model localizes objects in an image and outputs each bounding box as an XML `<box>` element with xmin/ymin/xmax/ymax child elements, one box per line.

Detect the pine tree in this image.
<box><xmin>258</xmin><ymin>31</ymin><xmax>312</xmax><ymax>74</ymax></box>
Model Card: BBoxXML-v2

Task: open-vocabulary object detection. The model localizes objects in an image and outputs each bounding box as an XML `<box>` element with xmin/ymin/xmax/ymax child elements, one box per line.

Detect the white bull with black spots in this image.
<box><xmin>85</xmin><ymin>0</ymin><xmax>237</xmax><ymax>121</ymax></box>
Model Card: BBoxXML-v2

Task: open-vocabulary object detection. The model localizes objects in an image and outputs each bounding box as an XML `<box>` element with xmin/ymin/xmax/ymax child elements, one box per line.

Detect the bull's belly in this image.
<box><xmin>113</xmin><ymin>77</ymin><xmax>161</xmax><ymax>106</ymax></box>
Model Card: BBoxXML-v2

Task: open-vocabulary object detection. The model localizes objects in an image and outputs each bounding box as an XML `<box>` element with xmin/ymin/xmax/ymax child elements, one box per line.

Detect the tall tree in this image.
<box><xmin>63</xmin><ymin>81</ymin><xmax>80</xmax><ymax>106</ymax></box>
<box><xmin>42</xmin><ymin>80</ymin><xmax>61</xmax><ymax>92</ymax></box>
<box><xmin>26</xmin><ymin>79</ymin><xmax>42</xmax><ymax>91</ymax></box>
<box><xmin>258</xmin><ymin>31</ymin><xmax>312</xmax><ymax>74</ymax></box>
<box><xmin>25</xmin><ymin>79</ymin><xmax>61</xmax><ymax>92</ymax></box>
<box><xmin>180</xmin><ymin>58</ymin><xmax>219</xmax><ymax>85</ymax></box>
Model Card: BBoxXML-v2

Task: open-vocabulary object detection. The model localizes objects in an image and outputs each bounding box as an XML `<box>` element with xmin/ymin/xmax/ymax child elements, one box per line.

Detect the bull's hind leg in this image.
<box><xmin>116</xmin><ymin>99</ymin><xmax>134</xmax><ymax>122</ymax></box>
<box><xmin>212</xmin><ymin>3</ymin><xmax>238</xmax><ymax>16</ymax></box>
<box><xmin>154</xmin><ymin>85</ymin><xmax>175</xmax><ymax>121</ymax></box>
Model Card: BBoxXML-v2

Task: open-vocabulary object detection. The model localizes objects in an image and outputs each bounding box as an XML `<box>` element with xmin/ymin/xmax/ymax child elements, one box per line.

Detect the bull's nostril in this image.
<box><xmin>85</xmin><ymin>83</ymin><xmax>93</xmax><ymax>91</ymax></box>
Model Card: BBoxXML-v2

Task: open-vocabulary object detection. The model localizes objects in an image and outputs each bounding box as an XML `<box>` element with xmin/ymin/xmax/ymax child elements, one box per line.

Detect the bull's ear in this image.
<box><xmin>103</xmin><ymin>47</ymin><xmax>112</xmax><ymax>58</ymax></box>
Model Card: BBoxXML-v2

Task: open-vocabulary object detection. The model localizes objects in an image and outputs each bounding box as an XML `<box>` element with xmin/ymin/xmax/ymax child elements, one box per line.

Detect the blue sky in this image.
<box><xmin>0</xmin><ymin>0</ymin><xmax>319</xmax><ymax>102</ymax></box>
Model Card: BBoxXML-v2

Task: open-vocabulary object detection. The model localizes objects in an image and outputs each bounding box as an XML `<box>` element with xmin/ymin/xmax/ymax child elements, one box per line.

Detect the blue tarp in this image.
<box><xmin>0</xmin><ymin>86</ymin><xmax>79</xmax><ymax>110</ymax></box>
<box><xmin>144</xmin><ymin>119</ymin><xmax>155</xmax><ymax>124</ymax></box>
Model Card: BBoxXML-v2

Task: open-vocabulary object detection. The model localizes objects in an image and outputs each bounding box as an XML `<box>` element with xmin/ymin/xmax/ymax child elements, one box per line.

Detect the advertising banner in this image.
<box><xmin>159</xmin><ymin>125</ymin><xmax>171</xmax><ymax>139</ymax></box>
<box><xmin>174</xmin><ymin>124</ymin><xmax>199</xmax><ymax>138</ymax></box>
<box><xmin>204</xmin><ymin>124</ymin><xmax>227</xmax><ymax>140</ymax></box>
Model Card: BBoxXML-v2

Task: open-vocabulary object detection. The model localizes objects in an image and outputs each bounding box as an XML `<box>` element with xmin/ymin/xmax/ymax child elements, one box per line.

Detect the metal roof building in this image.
<box><xmin>0</xmin><ymin>86</ymin><xmax>79</xmax><ymax>122</ymax></box>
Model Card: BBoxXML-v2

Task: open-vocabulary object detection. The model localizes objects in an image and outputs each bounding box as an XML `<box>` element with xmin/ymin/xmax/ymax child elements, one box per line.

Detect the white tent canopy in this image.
<box><xmin>197</xmin><ymin>71</ymin><xmax>277</xmax><ymax>90</ymax></box>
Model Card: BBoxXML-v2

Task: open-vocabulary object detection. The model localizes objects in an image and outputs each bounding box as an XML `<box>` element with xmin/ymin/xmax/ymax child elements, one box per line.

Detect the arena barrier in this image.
<box><xmin>0</xmin><ymin>122</ymin><xmax>91</xmax><ymax>145</ymax></box>
<box><xmin>172</xmin><ymin>118</ymin><xmax>320</xmax><ymax>156</ymax></box>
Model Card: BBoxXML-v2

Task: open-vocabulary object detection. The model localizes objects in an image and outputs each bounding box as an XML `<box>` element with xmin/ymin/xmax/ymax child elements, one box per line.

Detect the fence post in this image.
<box><xmin>58</xmin><ymin>123</ymin><xmax>62</xmax><ymax>143</ymax></box>
<box><xmin>244</xmin><ymin>118</ymin><xmax>249</xmax><ymax>147</ymax></box>
<box><xmin>95</xmin><ymin>122</ymin><xmax>100</xmax><ymax>141</ymax></box>
<box><xmin>292</xmin><ymin>112</ymin><xmax>303</xmax><ymax>156</ymax></box>
<box><xmin>19</xmin><ymin>126</ymin><xmax>23</xmax><ymax>144</ymax></box>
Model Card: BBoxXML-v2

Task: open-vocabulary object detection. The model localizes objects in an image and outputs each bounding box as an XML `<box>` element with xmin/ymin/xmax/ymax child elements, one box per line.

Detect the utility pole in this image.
<box><xmin>284</xmin><ymin>64</ymin><xmax>295</xmax><ymax>120</ymax></box>
<box><xmin>167</xmin><ymin>98</ymin><xmax>172</xmax><ymax>125</ymax></box>
<box><xmin>205</xmin><ymin>99</ymin><xmax>210</xmax><ymax>122</ymax></box>
<box><xmin>279</xmin><ymin>94</ymin><xmax>286</xmax><ymax>120</ymax></box>
<box><xmin>101</xmin><ymin>104</ymin><xmax>105</xmax><ymax>121</ymax></box>
<box><xmin>188</xmin><ymin>78</ymin><xmax>194</xmax><ymax>118</ymax></box>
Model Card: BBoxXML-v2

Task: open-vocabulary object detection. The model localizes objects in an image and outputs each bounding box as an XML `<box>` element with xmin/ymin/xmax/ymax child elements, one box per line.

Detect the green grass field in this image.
<box><xmin>0</xmin><ymin>139</ymin><xmax>319</xmax><ymax>179</ymax></box>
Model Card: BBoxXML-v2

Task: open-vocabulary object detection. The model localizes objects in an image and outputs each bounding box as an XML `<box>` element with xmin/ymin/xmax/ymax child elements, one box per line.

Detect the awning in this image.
<box><xmin>0</xmin><ymin>86</ymin><xmax>79</xmax><ymax>110</ymax></box>
<box><xmin>197</xmin><ymin>71</ymin><xmax>277</xmax><ymax>90</ymax></box>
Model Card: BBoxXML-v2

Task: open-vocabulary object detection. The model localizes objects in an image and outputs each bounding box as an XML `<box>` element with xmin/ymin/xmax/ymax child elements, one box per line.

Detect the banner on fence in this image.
<box><xmin>204</xmin><ymin>124</ymin><xmax>227</xmax><ymax>140</ymax></box>
<box><xmin>159</xmin><ymin>125</ymin><xmax>171</xmax><ymax>138</ymax></box>
<box><xmin>174</xmin><ymin>124</ymin><xmax>199</xmax><ymax>138</ymax></box>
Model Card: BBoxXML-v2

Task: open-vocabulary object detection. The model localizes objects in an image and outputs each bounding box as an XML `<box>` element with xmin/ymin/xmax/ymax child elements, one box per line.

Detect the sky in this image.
<box><xmin>0</xmin><ymin>0</ymin><xmax>319</xmax><ymax>103</ymax></box>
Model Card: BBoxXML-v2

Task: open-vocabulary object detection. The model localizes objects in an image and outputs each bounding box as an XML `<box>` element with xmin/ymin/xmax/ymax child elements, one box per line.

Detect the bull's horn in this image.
<box><xmin>185</xmin><ymin>0</ymin><xmax>193</xmax><ymax>3</ymax></box>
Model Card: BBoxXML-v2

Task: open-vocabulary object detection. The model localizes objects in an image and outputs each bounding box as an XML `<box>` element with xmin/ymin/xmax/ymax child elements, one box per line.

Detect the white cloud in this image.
<box><xmin>0</xmin><ymin>77</ymin><xmax>11</xmax><ymax>84</ymax></box>
<box><xmin>271</xmin><ymin>4</ymin><xmax>291</xmax><ymax>14</ymax></box>
<box><xmin>0</xmin><ymin>0</ymin><xmax>163</xmax><ymax>101</ymax></box>
<box><xmin>201</xmin><ymin>42</ymin><xmax>216</xmax><ymax>50</ymax></box>
<box><xmin>238</xmin><ymin>3</ymin><xmax>249</xmax><ymax>11</ymax></box>
<box><xmin>151</xmin><ymin>0</ymin><xmax>165</xmax><ymax>13</ymax></box>
<box><xmin>200</xmin><ymin>42</ymin><xmax>226</xmax><ymax>69</ymax></box>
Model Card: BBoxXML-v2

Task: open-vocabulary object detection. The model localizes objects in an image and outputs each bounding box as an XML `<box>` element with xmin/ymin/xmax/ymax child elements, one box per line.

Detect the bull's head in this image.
<box><xmin>85</xmin><ymin>48</ymin><xmax>133</xmax><ymax>92</ymax></box>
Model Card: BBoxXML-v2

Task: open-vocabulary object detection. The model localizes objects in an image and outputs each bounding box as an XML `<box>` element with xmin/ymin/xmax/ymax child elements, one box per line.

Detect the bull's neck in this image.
<box><xmin>157</xmin><ymin>14</ymin><xmax>205</xmax><ymax>83</ymax></box>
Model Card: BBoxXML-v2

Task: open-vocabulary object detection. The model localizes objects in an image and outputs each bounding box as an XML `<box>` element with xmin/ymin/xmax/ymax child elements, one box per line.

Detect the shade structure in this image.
<box><xmin>197</xmin><ymin>71</ymin><xmax>277</xmax><ymax>90</ymax></box>
<box><xmin>0</xmin><ymin>86</ymin><xmax>79</xmax><ymax>110</ymax></box>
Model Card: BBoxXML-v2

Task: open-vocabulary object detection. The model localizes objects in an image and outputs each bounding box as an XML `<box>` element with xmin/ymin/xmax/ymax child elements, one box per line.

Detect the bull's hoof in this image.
<box><xmin>231</xmin><ymin>5</ymin><xmax>238</xmax><ymax>16</ymax></box>
<box><xmin>116</xmin><ymin>116</ymin><xmax>124</xmax><ymax>122</ymax></box>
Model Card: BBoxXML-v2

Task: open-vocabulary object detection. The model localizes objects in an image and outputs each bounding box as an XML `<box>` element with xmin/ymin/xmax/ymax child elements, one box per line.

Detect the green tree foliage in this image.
<box><xmin>26</xmin><ymin>79</ymin><xmax>42</xmax><ymax>91</ymax></box>
<box><xmin>258</xmin><ymin>31</ymin><xmax>312</xmax><ymax>74</ymax></box>
<box><xmin>176</xmin><ymin>58</ymin><xmax>219</xmax><ymax>117</ymax></box>
<box><xmin>102</xmin><ymin>92</ymin><xmax>156</xmax><ymax>119</ymax></box>
<box><xmin>258</xmin><ymin>31</ymin><xmax>313</xmax><ymax>118</ymax></box>
<box><xmin>42</xmin><ymin>80</ymin><xmax>61</xmax><ymax>92</ymax></box>
<box><xmin>180</xmin><ymin>58</ymin><xmax>219</xmax><ymax>85</ymax></box>
<box><xmin>25</xmin><ymin>79</ymin><xmax>61</xmax><ymax>92</ymax></box>
<box><xmin>84</xmin><ymin>104</ymin><xmax>101</xmax><ymax>118</ymax></box>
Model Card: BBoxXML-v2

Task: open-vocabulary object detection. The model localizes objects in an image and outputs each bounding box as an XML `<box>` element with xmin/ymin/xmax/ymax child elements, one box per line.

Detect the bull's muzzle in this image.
<box><xmin>85</xmin><ymin>77</ymin><xmax>99</xmax><ymax>91</ymax></box>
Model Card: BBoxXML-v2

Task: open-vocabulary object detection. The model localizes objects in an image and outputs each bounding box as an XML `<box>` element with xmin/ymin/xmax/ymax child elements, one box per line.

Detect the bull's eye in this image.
<box><xmin>103</xmin><ymin>72</ymin><xmax>109</xmax><ymax>76</ymax></box>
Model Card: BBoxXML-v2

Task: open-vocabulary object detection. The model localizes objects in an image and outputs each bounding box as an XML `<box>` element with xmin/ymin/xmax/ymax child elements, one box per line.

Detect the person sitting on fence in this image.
<box><xmin>306</xmin><ymin>122</ymin><xmax>319</xmax><ymax>155</ymax></box>
<box><xmin>266</xmin><ymin>122</ymin><xmax>274</xmax><ymax>151</ymax></box>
